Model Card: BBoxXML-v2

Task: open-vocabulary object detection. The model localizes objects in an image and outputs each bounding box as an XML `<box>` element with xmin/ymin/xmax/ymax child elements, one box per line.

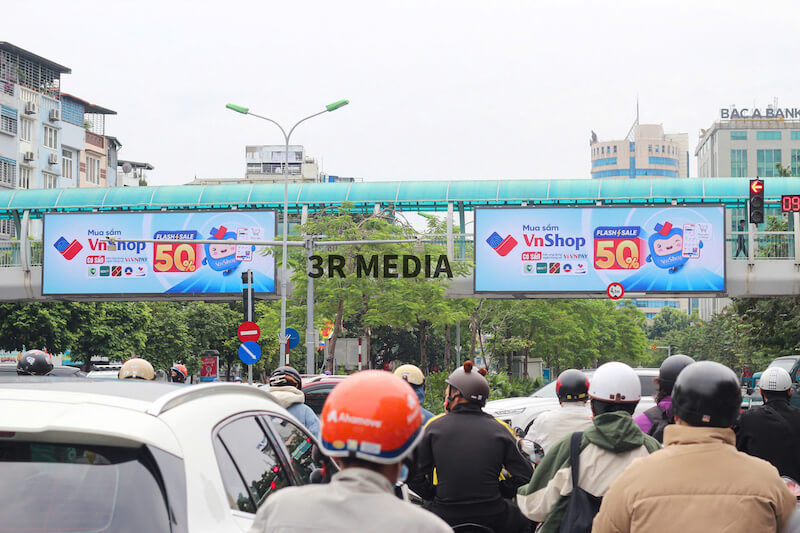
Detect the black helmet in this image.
<box><xmin>556</xmin><ymin>369</ymin><xmax>589</xmax><ymax>402</ymax></box>
<box><xmin>658</xmin><ymin>354</ymin><xmax>695</xmax><ymax>395</ymax></box>
<box><xmin>17</xmin><ymin>350</ymin><xmax>54</xmax><ymax>376</ymax></box>
<box><xmin>672</xmin><ymin>361</ymin><xmax>741</xmax><ymax>428</ymax></box>
<box><xmin>270</xmin><ymin>366</ymin><xmax>303</xmax><ymax>389</ymax></box>
<box><xmin>446</xmin><ymin>360</ymin><xmax>490</xmax><ymax>406</ymax></box>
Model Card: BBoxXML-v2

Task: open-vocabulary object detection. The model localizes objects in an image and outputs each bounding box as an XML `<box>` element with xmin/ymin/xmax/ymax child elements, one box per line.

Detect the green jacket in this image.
<box><xmin>516</xmin><ymin>411</ymin><xmax>661</xmax><ymax>533</ymax></box>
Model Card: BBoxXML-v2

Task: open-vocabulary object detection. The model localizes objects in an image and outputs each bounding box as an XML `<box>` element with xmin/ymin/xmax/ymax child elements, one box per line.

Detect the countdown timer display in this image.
<box><xmin>43</xmin><ymin>210</ymin><xmax>276</xmax><ymax>296</ymax></box>
<box><xmin>781</xmin><ymin>195</ymin><xmax>800</xmax><ymax>212</ymax></box>
<box><xmin>475</xmin><ymin>206</ymin><xmax>725</xmax><ymax>294</ymax></box>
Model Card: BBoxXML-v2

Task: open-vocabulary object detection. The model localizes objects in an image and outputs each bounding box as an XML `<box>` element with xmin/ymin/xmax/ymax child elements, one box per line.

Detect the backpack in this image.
<box><xmin>558</xmin><ymin>432</ymin><xmax>603</xmax><ymax>533</ymax></box>
<box><xmin>643</xmin><ymin>405</ymin><xmax>671</xmax><ymax>443</ymax></box>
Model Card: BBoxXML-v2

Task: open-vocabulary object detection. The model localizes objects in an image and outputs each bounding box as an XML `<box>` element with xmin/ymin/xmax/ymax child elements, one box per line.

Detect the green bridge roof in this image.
<box><xmin>0</xmin><ymin>178</ymin><xmax>797</xmax><ymax>217</ymax></box>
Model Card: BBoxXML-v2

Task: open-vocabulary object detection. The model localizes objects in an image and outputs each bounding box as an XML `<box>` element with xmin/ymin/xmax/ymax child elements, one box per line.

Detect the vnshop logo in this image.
<box><xmin>486</xmin><ymin>232</ymin><xmax>518</xmax><ymax>257</ymax></box>
<box><xmin>53</xmin><ymin>236</ymin><xmax>83</xmax><ymax>260</ymax></box>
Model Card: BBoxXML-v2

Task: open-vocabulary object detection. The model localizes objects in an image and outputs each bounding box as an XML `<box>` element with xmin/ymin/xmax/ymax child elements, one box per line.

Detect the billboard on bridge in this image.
<box><xmin>475</xmin><ymin>206</ymin><xmax>725</xmax><ymax>294</ymax></box>
<box><xmin>43</xmin><ymin>210</ymin><xmax>276</xmax><ymax>296</ymax></box>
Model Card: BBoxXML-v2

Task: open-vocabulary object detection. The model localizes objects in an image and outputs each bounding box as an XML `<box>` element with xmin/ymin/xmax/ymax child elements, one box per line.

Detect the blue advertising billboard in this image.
<box><xmin>43</xmin><ymin>210</ymin><xmax>276</xmax><ymax>296</ymax></box>
<box><xmin>475</xmin><ymin>206</ymin><xmax>726</xmax><ymax>294</ymax></box>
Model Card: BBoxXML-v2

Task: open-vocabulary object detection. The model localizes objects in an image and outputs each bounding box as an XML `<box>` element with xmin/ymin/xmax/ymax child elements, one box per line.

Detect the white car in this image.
<box><xmin>484</xmin><ymin>368</ymin><xmax>660</xmax><ymax>433</ymax></box>
<box><xmin>0</xmin><ymin>379</ymin><xmax>322</xmax><ymax>532</ymax></box>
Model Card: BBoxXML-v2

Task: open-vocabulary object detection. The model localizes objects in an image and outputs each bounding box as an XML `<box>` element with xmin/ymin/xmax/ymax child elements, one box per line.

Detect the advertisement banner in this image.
<box><xmin>200</xmin><ymin>355</ymin><xmax>219</xmax><ymax>382</ymax></box>
<box><xmin>43</xmin><ymin>211</ymin><xmax>276</xmax><ymax>296</ymax></box>
<box><xmin>475</xmin><ymin>206</ymin><xmax>725</xmax><ymax>294</ymax></box>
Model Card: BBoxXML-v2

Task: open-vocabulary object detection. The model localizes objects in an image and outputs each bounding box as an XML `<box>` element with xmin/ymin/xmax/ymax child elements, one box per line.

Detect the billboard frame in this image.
<box><xmin>41</xmin><ymin>209</ymin><xmax>278</xmax><ymax>299</ymax></box>
<box><xmin>473</xmin><ymin>204</ymin><xmax>727</xmax><ymax>297</ymax></box>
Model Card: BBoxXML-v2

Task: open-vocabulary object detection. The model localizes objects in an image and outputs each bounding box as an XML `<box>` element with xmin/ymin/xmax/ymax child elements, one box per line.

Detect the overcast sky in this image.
<box><xmin>6</xmin><ymin>0</ymin><xmax>800</xmax><ymax>185</ymax></box>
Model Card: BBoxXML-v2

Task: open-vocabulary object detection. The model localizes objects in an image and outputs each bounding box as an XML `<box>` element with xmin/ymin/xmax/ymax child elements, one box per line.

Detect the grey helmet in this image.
<box><xmin>446</xmin><ymin>360</ymin><xmax>490</xmax><ymax>406</ymax></box>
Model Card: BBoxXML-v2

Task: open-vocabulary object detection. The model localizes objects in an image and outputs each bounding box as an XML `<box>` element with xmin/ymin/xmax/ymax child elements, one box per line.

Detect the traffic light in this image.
<box><xmin>749</xmin><ymin>178</ymin><xmax>764</xmax><ymax>224</ymax></box>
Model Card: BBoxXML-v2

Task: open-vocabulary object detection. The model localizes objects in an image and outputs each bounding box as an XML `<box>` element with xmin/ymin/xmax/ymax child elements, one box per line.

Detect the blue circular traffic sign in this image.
<box><xmin>238</xmin><ymin>341</ymin><xmax>262</xmax><ymax>364</ymax></box>
<box><xmin>285</xmin><ymin>328</ymin><xmax>300</xmax><ymax>350</ymax></box>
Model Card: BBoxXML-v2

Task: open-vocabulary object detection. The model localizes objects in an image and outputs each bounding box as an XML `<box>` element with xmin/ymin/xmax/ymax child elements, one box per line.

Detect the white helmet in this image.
<box><xmin>760</xmin><ymin>367</ymin><xmax>792</xmax><ymax>392</ymax></box>
<box><xmin>589</xmin><ymin>362</ymin><xmax>641</xmax><ymax>403</ymax></box>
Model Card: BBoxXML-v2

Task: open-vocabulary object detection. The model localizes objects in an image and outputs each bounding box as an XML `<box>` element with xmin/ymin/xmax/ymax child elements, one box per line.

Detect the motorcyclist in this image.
<box><xmin>593</xmin><ymin>361</ymin><xmax>797</xmax><ymax>533</ymax></box>
<box><xmin>517</xmin><ymin>362</ymin><xmax>660</xmax><ymax>532</ymax></box>
<box><xmin>634</xmin><ymin>353</ymin><xmax>694</xmax><ymax>442</ymax></box>
<box><xmin>267</xmin><ymin>366</ymin><xmax>320</xmax><ymax>438</ymax></box>
<box><xmin>735</xmin><ymin>366</ymin><xmax>800</xmax><ymax>482</ymax></box>
<box><xmin>248</xmin><ymin>370</ymin><xmax>451</xmax><ymax>533</ymax></box>
<box><xmin>524</xmin><ymin>369</ymin><xmax>593</xmax><ymax>454</ymax></box>
<box><xmin>118</xmin><ymin>358</ymin><xmax>155</xmax><ymax>380</ymax></box>
<box><xmin>16</xmin><ymin>350</ymin><xmax>54</xmax><ymax>376</ymax></box>
<box><xmin>170</xmin><ymin>364</ymin><xmax>188</xmax><ymax>383</ymax></box>
<box><xmin>394</xmin><ymin>364</ymin><xmax>434</xmax><ymax>425</ymax></box>
<box><xmin>408</xmin><ymin>360</ymin><xmax>533</xmax><ymax>532</ymax></box>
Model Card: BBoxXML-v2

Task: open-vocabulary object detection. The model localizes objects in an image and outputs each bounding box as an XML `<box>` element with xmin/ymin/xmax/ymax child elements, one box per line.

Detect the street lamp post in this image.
<box><xmin>226</xmin><ymin>100</ymin><xmax>349</xmax><ymax>365</ymax></box>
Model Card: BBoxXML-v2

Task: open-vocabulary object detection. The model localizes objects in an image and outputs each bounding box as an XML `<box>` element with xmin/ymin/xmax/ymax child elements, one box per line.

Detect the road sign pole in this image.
<box><xmin>358</xmin><ymin>336</ymin><xmax>362</xmax><ymax>371</ymax></box>
<box><xmin>247</xmin><ymin>269</ymin><xmax>253</xmax><ymax>384</ymax></box>
<box><xmin>305</xmin><ymin>237</ymin><xmax>315</xmax><ymax>375</ymax></box>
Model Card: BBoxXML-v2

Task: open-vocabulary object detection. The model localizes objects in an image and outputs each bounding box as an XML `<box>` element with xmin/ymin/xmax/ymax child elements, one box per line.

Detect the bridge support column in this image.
<box><xmin>458</xmin><ymin>202</ymin><xmax>466</xmax><ymax>260</ymax></box>
<box><xmin>446</xmin><ymin>202</ymin><xmax>454</xmax><ymax>260</ymax></box>
<box><xmin>20</xmin><ymin>210</ymin><xmax>30</xmax><ymax>273</ymax></box>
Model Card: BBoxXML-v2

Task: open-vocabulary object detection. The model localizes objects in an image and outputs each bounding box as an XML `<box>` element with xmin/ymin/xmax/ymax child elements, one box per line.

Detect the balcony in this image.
<box><xmin>86</xmin><ymin>131</ymin><xmax>105</xmax><ymax>149</ymax></box>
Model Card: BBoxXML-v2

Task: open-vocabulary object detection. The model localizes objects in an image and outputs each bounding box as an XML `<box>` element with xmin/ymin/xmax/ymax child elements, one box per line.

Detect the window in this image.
<box><xmin>215</xmin><ymin>416</ymin><xmax>289</xmax><ymax>511</ymax></box>
<box><xmin>613</xmin><ymin>145</ymin><xmax>617</xmax><ymax>153</ymax></box>
<box><xmin>792</xmin><ymin>131</ymin><xmax>800</xmax><ymax>140</ymax></box>
<box><xmin>43</xmin><ymin>125</ymin><xmax>57</xmax><ymax>149</ymax></box>
<box><xmin>662</xmin><ymin>145</ymin><xmax>665</xmax><ymax>153</ymax></box>
<box><xmin>62</xmin><ymin>149</ymin><xmax>73</xmax><ymax>179</ymax></box>
<box><xmin>731</xmin><ymin>131</ymin><xmax>747</xmax><ymax>140</ymax></box>
<box><xmin>87</xmin><ymin>155</ymin><xmax>100</xmax><ymax>184</ymax></box>
<box><xmin>655</xmin><ymin>145</ymin><xmax>659</xmax><ymax>153</ymax></box>
<box><xmin>757</xmin><ymin>131</ymin><xmax>781</xmax><ymax>141</ymax></box>
<box><xmin>0</xmin><ymin>158</ymin><xmax>16</xmax><ymax>187</ymax></box>
<box><xmin>18</xmin><ymin>166</ymin><xmax>31</xmax><ymax>189</ymax></box>
<box><xmin>19</xmin><ymin>118</ymin><xmax>31</xmax><ymax>142</ymax></box>
<box><xmin>267</xmin><ymin>416</ymin><xmax>316</xmax><ymax>485</ymax></box>
<box><xmin>792</xmin><ymin>150</ymin><xmax>800</xmax><ymax>177</ymax></box>
<box><xmin>757</xmin><ymin>149</ymin><xmax>781</xmax><ymax>177</ymax></box>
<box><xmin>304</xmin><ymin>385</ymin><xmax>336</xmax><ymax>415</ymax></box>
<box><xmin>43</xmin><ymin>172</ymin><xmax>57</xmax><ymax>188</ymax></box>
<box><xmin>214</xmin><ymin>437</ymin><xmax>256</xmax><ymax>512</ymax></box>
<box><xmin>0</xmin><ymin>105</ymin><xmax>17</xmax><ymax>136</ymax></box>
<box><xmin>0</xmin><ymin>442</ymin><xmax>171</xmax><ymax>533</ymax></box>
<box><xmin>731</xmin><ymin>149</ymin><xmax>748</xmax><ymax>178</ymax></box>
<box><xmin>648</xmin><ymin>144</ymin><xmax>652</xmax><ymax>153</ymax></box>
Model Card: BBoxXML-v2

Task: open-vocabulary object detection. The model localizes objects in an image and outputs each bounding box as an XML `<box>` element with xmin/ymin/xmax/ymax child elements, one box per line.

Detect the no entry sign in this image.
<box><xmin>238</xmin><ymin>321</ymin><xmax>261</xmax><ymax>342</ymax></box>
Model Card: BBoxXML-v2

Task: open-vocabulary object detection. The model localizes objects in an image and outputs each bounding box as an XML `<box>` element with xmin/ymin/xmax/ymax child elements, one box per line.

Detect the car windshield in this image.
<box><xmin>0</xmin><ymin>442</ymin><xmax>171</xmax><ymax>533</ymax></box>
<box><xmin>768</xmin><ymin>358</ymin><xmax>798</xmax><ymax>373</ymax></box>
<box><xmin>529</xmin><ymin>374</ymin><xmax>658</xmax><ymax>398</ymax></box>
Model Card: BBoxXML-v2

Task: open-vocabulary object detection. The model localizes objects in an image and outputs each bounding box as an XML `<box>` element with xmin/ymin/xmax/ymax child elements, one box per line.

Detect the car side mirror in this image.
<box><xmin>513</xmin><ymin>427</ymin><xmax>526</xmax><ymax>439</ymax></box>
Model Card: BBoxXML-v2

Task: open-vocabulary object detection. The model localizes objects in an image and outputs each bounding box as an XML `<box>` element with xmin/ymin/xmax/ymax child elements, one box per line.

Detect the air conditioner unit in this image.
<box><xmin>48</xmin><ymin>153</ymin><xmax>58</xmax><ymax>165</ymax></box>
<box><xmin>24</xmin><ymin>101</ymin><xmax>37</xmax><ymax>115</ymax></box>
<box><xmin>23</xmin><ymin>151</ymin><xmax>34</xmax><ymax>161</ymax></box>
<box><xmin>49</xmin><ymin>109</ymin><xmax>61</xmax><ymax>122</ymax></box>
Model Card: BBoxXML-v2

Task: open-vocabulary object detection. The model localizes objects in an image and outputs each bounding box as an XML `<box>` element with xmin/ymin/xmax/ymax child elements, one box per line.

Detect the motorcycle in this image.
<box><xmin>782</xmin><ymin>476</ymin><xmax>800</xmax><ymax>532</ymax></box>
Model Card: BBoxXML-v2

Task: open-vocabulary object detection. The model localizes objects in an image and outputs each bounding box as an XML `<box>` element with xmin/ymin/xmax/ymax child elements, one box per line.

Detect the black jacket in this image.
<box><xmin>734</xmin><ymin>398</ymin><xmax>800</xmax><ymax>482</ymax></box>
<box><xmin>408</xmin><ymin>402</ymin><xmax>533</xmax><ymax>510</ymax></box>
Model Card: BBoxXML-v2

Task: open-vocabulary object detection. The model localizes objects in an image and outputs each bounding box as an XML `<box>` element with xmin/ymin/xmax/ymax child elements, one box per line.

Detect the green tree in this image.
<box><xmin>0</xmin><ymin>302</ymin><xmax>77</xmax><ymax>353</ymax></box>
<box><xmin>647</xmin><ymin>306</ymin><xmax>690</xmax><ymax>339</ymax></box>
<box><xmin>184</xmin><ymin>302</ymin><xmax>240</xmax><ymax>380</ymax></box>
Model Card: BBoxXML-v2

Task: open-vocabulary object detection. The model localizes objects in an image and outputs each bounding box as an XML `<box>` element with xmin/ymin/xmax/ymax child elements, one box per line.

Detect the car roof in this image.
<box><xmin>0</xmin><ymin>378</ymin><xmax>280</xmax><ymax>417</ymax></box>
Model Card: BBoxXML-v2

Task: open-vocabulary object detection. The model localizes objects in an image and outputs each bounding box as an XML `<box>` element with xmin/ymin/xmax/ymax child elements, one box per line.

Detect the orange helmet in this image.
<box><xmin>320</xmin><ymin>370</ymin><xmax>423</xmax><ymax>464</ymax></box>
<box><xmin>171</xmin><ymin>364</ymin><xmax>188</xmax><ymax>382</ymax></box>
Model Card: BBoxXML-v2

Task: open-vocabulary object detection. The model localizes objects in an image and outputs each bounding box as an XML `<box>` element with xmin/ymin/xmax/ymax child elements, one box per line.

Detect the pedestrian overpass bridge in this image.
<box><xmin>1</xmin><ymin>177</ymin><xmax>799</xmax><ymax>300</ymax></box>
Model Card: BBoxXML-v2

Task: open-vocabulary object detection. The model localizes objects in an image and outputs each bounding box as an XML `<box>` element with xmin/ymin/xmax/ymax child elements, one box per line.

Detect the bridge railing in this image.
<box><xmin>0</xmin><ymin>241</ymin><xmax>42</xmax><ymax>268</ymax></box>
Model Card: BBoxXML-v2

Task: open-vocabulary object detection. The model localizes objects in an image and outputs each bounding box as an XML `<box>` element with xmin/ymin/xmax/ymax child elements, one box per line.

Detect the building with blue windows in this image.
<box><xmin>696</xmin><ymin>106</ymin><xmax>800</xmax><ymax>178</ymax></box>
<box><xmin>590</xmin><ymin>124</ymin><xmax>689</xmax><ymax>179</ymax></box>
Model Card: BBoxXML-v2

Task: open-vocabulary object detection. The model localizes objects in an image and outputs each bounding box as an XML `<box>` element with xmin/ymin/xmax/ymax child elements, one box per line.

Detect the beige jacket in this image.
<box><xmin>592</xmin><ymin>424</ymin><xmax>797</xmax><ymax>533</ymax></box>
<box><xmin>248</xmin><ymin>467</ymin><xmax>451</xmax><ymax>533</ymax></box>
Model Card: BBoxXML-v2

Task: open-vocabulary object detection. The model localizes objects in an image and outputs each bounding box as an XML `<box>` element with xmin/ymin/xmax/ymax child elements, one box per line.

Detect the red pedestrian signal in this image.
<box><xmin>749</xmin><ymin>178</ymin><xmax>764</xmax><ymax>224</ymax></box>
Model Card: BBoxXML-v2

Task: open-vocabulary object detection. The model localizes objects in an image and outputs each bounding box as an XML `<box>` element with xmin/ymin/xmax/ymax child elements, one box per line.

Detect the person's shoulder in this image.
<box><xmin>424</xmin><ymin>411</ymin><xmax>448</xmax><ymax>430</ymax></box>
